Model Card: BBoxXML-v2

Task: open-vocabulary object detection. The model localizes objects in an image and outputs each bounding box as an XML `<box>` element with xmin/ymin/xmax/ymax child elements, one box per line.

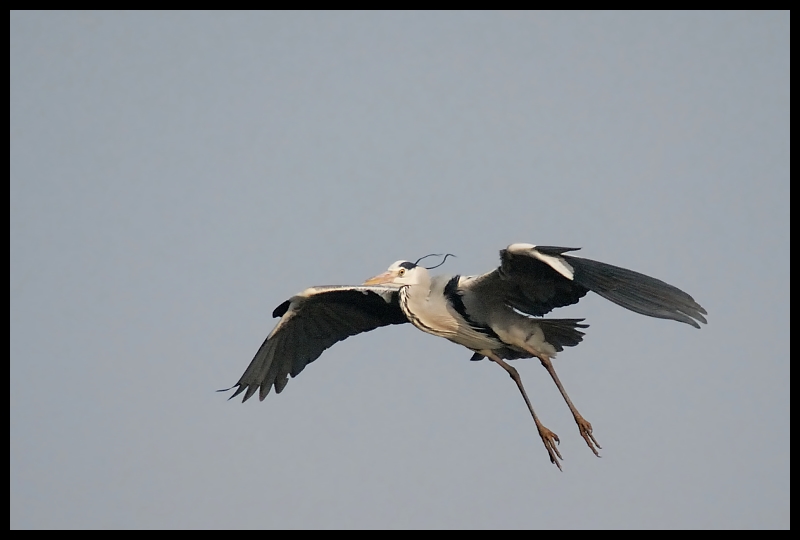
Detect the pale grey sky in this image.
<box><xmin>10</xmin><ymin>11</ymin><xmax>789</xmax><ymax>529</ymax></box>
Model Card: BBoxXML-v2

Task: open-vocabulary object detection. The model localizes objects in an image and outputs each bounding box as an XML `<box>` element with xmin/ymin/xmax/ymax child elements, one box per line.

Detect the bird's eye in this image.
<box><xmin>398</xmin><ymin>268</ymin><xmax>406</xmax><ymax>277</ymax></box>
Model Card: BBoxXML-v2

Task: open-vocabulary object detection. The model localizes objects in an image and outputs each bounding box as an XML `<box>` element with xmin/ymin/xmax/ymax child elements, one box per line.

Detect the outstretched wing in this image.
<box><xmin>225</xmin><ymin>285</ymin><xmax>408</xmax><ymax>402</ymax></box>
<box><xmin>465</xmin><ymin>243</ymin><xmax>707</xmax><ymax>328</ymax></box>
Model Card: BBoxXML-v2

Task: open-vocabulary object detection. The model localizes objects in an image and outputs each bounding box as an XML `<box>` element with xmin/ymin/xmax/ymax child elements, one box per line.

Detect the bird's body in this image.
<box><xmin>399</xmin><ymin>272</ymin><xmax>502</xmax><ymax>351</ymax></box>
<box><xmin>224</xmin><ymin>243</ymin><xmax>707</xmax><ymax>469</ymax></box>
<box><xmin>400</xmin><ymin>271</ymin><xmax>589</xmax><ymax>358</ymax></box>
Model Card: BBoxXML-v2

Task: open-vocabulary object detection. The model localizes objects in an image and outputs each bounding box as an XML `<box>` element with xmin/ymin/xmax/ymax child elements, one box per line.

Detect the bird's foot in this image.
<box><xmin>575</xmin><ymin>415</ymin><xmax>602</xmax><ymax>457</ymax></box>
<box><xmin>537</xmin><ymin>425</ymin><xmax>563</xmax><ymax>470</ymax></box>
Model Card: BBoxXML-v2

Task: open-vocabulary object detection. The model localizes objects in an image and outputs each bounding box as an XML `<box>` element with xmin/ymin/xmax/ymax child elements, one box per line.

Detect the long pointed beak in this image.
<box><xmin>363</xmin><ymin>271</ymin><xmax>394</xmax><ymax>286</ymax></box>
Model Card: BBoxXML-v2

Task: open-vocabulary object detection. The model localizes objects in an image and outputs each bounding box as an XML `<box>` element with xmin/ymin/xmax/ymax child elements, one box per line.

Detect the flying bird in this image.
<box><xmin>223</xmin><ymin>243</ymin><xmax>707</xmax><ymax>469</ymax></box>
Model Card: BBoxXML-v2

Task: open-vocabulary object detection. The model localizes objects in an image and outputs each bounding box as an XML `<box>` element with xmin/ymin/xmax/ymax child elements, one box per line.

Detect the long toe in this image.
<box><xmin>576</xmin><ymin>416</ymin><xmax>602</xmax><ymax>457</ymax></box>
<box><xmin>537</xmin><ymin>426</ymin><xmax>563</xmax><ymax>470</ymax></box>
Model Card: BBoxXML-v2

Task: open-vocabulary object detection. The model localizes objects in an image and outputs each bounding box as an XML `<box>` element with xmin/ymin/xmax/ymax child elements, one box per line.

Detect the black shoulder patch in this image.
<box><xmin>444</xmin><ymin>276</ymin><xmax>502</xmax><ymax>341</ymax></box>
<box><xmin>443</xmin><ymin>275</ymin><xmax>463</xmax><ymax>312</ymax></box>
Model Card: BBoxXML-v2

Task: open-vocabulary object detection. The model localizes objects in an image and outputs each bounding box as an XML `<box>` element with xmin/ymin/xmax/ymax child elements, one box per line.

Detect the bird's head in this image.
<box><xmin>363</xmin><ymin>261</ymin><xmax>429</xmax><ymax>286</ymax></box>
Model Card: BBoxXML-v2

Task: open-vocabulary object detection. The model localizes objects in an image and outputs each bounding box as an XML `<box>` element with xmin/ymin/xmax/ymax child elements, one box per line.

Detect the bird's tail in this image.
<box><xmin>564</xmin><ymin>255</ymin><xmax>708</xmax><ymax>328</ymax></box>
<box><xmin>538</xmin><ymin>318</ymin><xmax>589</xmax><ymax>351</ymax></box>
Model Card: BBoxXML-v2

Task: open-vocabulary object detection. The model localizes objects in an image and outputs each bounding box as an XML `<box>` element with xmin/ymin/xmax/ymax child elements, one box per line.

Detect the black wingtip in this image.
<box><xmin>219</xmin><ymin>384</ymin><xmax>247</xmax><ymax>401</ymax></box>
<box><xmin>242</xmin><ymin>384</ymin><xmax>258</xmax><ymax>402</ymax></box>
<box><xmin>565</xmin><ymin>255</ymin><xmax>709</xmax><ymax>329</ymax></box>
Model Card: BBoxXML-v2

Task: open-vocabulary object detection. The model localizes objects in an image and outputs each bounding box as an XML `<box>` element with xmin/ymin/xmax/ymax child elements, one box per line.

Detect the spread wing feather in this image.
<box><xmin>563</xmin><ymin>253</ymin><xmax>707</xmax><ymax>328</ymax></box>
<box><xmin>465</xmin><ymin>245</ymin><xmax>706</xmax><ymax>328</ymax></box>
<box><xmin>225</xmin><ymin>286</ymin><xmax>408</xmax><ymax>402</ymax></box>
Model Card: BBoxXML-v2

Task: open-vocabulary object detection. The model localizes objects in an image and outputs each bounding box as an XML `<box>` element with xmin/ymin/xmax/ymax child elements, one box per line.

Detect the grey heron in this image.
<box><xmin>223</xmin><ymin>243</ymin><xmax>707</xmax><ymax>469</ymax></box>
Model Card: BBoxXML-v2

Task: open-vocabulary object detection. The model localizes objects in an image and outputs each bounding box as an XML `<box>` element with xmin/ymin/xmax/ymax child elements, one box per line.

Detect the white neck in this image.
<box><xmin>399</xmin><ymin>271</ymin><xmax>458</xmax><ymax>339</ymax></box>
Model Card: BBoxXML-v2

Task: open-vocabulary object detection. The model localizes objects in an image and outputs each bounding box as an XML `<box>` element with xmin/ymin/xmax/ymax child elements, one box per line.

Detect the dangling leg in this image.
<box><xmin>523</xmin><ymin>347</ymin><xmax>601</xmax><ymax>457</ymax></box>
<box><xmin>485</xmin><ymin>352</ymin><xmax>563</xmax><ymax>470</ymax></box>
